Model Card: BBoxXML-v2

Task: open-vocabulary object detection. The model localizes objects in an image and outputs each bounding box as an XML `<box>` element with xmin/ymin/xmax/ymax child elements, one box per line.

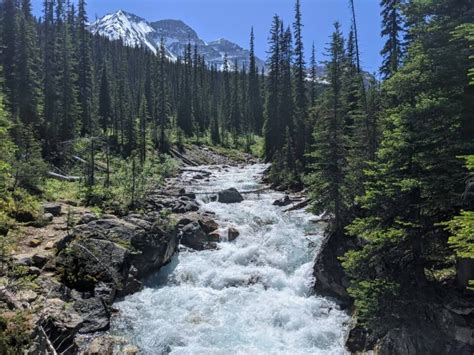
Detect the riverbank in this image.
<box><xmin>0</xmin><ymin>144</ymin><xmax>259</xmax><ymax>354</ymax></box>
<box><xmin>108</xmin><ymin>164</ymin><xmax>349</xmax><ymax>354</ymax></box>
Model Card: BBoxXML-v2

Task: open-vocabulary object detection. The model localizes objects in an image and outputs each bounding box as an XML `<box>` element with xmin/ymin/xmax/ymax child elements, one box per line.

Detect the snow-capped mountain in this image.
<box><xmin>89</xmin><ymin>10</ymin><xmax>265</xmax><ymax>70</ymax></box>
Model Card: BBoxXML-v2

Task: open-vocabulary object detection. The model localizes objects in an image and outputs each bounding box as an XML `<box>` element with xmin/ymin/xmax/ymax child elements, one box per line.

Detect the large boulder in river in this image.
<box><xmin>218</xmin><ymin>188</ymin><xmax>243</xmax><ymax>204</ymax></box>
<box><xmin>178</xmin><ymin>221</ymin><xmax>216</xmax><ymax>250</ymax></box>
<box><xmin>273</xmin><ymin>195</ymin><xmax>292</xmax><ymax>207</ymax></box>
<box><xmin>313</xmin><ymin>230</ymin><xmax>358</xmax><ymax>307</ymax></box>
<box><xmin>56</xmin><ymin>217</ymin><xmax>177</xmax><ymax>295</ymax></box>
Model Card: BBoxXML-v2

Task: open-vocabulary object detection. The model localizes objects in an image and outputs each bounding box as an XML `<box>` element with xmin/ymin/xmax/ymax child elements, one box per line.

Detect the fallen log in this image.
<box><xmin>169</xmin><ymin>148</ymin><xmax>199</xmax><ymax>167</ymax></box>
<box><xmin>47</xmin><ymin>172</ymin><xmax>81</xmax><ymax>181</ymax></box>
<box><xmin>71</xmin><ymin>155</ymin><xmax>108</xmax><ymax>172</ymax></box>
<box><xmin>284</xmin><ymin>199</ymin><xmax>311</xmax><ymax>212</ymax></box>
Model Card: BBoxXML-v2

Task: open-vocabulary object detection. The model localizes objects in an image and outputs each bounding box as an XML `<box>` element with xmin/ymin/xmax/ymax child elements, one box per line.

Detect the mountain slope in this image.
<box><xmin>89</xmin><ymin>10</ymin><xmax>265</xmax><ymax>69</ymax></box>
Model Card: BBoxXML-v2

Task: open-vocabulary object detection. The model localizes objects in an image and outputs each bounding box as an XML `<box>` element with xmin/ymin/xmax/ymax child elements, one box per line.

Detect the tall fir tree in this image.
<box><xmin>292</xmin><ymin>0</ymin><xmax>308</xmax><ymax>166</ymax></box>
<box><xmin>307</xmin><ymin>22</ymin><xmax>348</xmax><ymax>233</ymax></box>
<box><xmin>264</xmin><ymin>15</ymin><xmax>282</xmax><ymax>161</ymax></box>
<box><xmin>380</xmin><ymin>0</ymin><xmax>405</xmax><ymax>78</ymax></box>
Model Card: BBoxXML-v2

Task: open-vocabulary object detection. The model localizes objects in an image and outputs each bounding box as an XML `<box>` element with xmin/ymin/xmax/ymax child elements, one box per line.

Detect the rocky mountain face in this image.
<box><xmin>89</xmin><ymin>10</ymin><xmax>265</xmax><ymax>70</ymax></box>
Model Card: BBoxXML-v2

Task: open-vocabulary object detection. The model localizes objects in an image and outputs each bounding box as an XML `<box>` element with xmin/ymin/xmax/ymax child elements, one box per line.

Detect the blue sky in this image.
<box><xmin>31</xmin><ymin>0</ymin><xmax>384</xmax><ymax>73</ymax></box>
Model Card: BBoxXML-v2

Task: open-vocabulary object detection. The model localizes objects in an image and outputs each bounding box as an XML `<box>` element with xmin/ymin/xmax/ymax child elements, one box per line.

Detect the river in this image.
<box><xmin>110</xmin><ymin>164</ymin><xmax>349</xmax><ymax>354</ymax></box>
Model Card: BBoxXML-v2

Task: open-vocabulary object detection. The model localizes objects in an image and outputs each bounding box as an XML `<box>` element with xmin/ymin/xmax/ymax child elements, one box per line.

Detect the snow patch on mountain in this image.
<box><xmin>89</xmin><ymin>10</ymin><xmax>265</xmax><ymax>70</ymax></box>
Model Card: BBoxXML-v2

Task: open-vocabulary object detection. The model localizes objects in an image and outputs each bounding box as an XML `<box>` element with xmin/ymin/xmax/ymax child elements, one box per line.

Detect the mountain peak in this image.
<box><xmin>89</xmin><ymin>10</ymin><xmax>264</xmax><ymax>69</ymax></box>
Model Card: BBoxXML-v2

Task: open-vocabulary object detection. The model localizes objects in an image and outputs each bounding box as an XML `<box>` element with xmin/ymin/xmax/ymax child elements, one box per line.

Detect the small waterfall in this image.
<box><xmin>111</xmin><ymin>164</ymin><xmax>349</xmax><ymax>354</ymax></box>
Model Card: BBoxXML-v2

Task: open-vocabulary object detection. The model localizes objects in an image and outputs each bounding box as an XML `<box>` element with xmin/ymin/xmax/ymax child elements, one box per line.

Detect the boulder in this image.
<box><xmin>41</xmin><ymin>298</ymin><xmax>83</xmax><ymax>354</ymax></box>
<box><xmin>32</xmin><ymin>254</ymin><xmax>48</xmax><ymax>268</ymax></box>
<box><xmin>43</xmin><ymin>203</ymin><xmax>62</xmax><ymax>217</ymax></box>
<box><xmin>56</xmin><ymin>217</ymin><xmax>177</xmax><ymax>293</ymax></box>
<box><xmin>43</xmin><ymin>213</ymin><xmax>54</xmax><ymax>223</ymax></box>
<box><xmin>77</xmin><ymin>213</ymin><xmax>97</xmax><ymax>225</ymax></box>
<box><xmin>273</xmin><ymin>195</ymin><xmax>292</xmax><ymax>207</ymax></box>
<box><xmin>313</xmin><ymin>230</ymin><xmax>358</xmax><ymax>307</ymax></box>
<box><xmin>218</xmin><ymin>188</ymin><xmax>243</xmax><ymax>204</ymax></box>
<box><xmin>56</xmin><ymin>236</ymin><xmax>130</xmax><ymax>292</ymax></box>
<box><xmin>228</xmin><ymin>227</ymin><xmax>240</xmax><ymax>241</ymax></box>
<box><xmin>180</xmin><ymin>222</ymin><xmax>208</xmax><ymax>250</ymax></box>
<box><xmin>198</xmin><ymin>217</ymin><xmax>219</xmax><ymax>234</ymax></box>
<box><xmin>74</xmin><ymin>297</ymin><xmax>110</xmax><ymax>334</ymax></box>
<box><xmin>130</xmin><ymin>222</ymin><xmax>178</xmax><ymax>277</ymax></box>
<box><xmin>29</xmin><ymin>238</ymin><xmax>42</xmax><ymax>247</ymax></box>
<box><xmin>208</xmin><ymin>231</ymin><xmax>221</xmax><ymax>242</ymax></box>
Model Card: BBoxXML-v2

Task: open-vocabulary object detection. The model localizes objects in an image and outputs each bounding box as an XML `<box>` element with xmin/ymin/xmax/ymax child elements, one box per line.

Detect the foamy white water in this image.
<box><xmin>111</xmin><ymin>164</ymin><xmax>349</xmax><ymax>354</ymax></box>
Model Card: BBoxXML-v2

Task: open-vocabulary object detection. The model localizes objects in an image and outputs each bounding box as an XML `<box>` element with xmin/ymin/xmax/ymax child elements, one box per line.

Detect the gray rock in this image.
<box><xmin>77</xmin><ymin>213</ymin><xmax>97</xmax><ymax>225</ymax></box>
<box><xmin>313</xmin><ymin>230</ymin><xmax>358</xmax><ymax>307</ymax></box>
<box><xmin>74</xmin><ymin>297</ymin><xmax>110</xmax><ymax>334</ymax></box>
<box><xmin>180</xmin><ymin>222</ymin><xmax>216</xmax><ymax>250</ymax></box>
<box><xmin>273</xmin><ymin>195</ymin><xmax>292</xmax><ymax>207</ymax></box>
<box><xmin>43</xmin><ymin>202</ymin><xmax>62</xmax><ymax>217</ymax></box>
<box><xmin>32</xmin><ymin>254</ymin><xmax>48</xmax><ymax>268</ymax></box>
<box><xmin>41</xmin><ymin>298</ymin><xmax>83</xmax><ymax>354</ymax></box>
<box><xmin>218</xmin><ymin>188</ymin><xmax>243</xmax><ymax>204</ymax></box>
<box><xmin>228</xmin><ymin>227</ymin><xmax>240</xmax><ymax>241</ymax></box>
<box><xmin>43</xmin><ymin>213</ymin><xmax>54</xmax><ymax>223</ymax></box>
<box><xmin>57</xmin><ymin>218</ymin><xmax>177</xmax><ymax>293</ymax></box>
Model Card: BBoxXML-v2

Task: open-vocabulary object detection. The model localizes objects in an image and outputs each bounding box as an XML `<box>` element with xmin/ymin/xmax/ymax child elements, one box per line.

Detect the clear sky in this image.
<box><xmin>31</xmin><ymin>0</ymin><xmax>384</xmax><ymax>74</ymax></box>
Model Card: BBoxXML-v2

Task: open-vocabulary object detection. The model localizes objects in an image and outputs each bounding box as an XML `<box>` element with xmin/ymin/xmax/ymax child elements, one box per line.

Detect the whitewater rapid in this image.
<box><xmin>111</xmin><ymin>164</ymin><xmax>349</xmax><ymax>354</ymax></box>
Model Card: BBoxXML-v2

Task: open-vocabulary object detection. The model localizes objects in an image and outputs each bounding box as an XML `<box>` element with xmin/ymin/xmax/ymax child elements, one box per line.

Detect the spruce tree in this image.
<box><xmin>380</xmin><ymin>0</ymin><xmax>405</xmax><ymax>78</ymax></box>
<box><xmin>307</xmin><ymin>22</ymin><xmax>348</xmax><ymax>233</ymax></box>
<box><xmin>77</xmin><ymin>0</ymin><xmax>94</xmax><ymax>135</ymax></box>
<box><xmin>16</xmin><ymin>0</ymin><xmax>42</xmax><ymax>129</ymax></box>
<box><xmin>264</xmin><ymin>15</ymin><xmax>282</xmax><ymax>161</ymax></box>
<box><xmin>98</xmin><ymin>62</ymin><xmax>112</xmax><ymax>132</ymax></box>
<box><xmin>248</xmin><ymin>27</ymin><xmax>264</xmax><ymax>135</ymax></box>
<box><xmin>156</xmin><ymin>39</ymin><xmax>170</xmax><ymax>153</ymax></box>
<box><xmin>292</xmin><ymin>0</ymin><xmax>308</xmax><ymax>166</ymax></box>
<box><xmin>342</xmin><ymin>0</ymin><xmax>473</xmax><ymax>327</ymax></box>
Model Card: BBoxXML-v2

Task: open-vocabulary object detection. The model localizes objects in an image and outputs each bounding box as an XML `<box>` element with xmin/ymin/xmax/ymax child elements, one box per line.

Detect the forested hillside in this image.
<box><xmin>0</xmin><ymin>0</ymin><xmax>473</xmax><ymax>353</ymax></box>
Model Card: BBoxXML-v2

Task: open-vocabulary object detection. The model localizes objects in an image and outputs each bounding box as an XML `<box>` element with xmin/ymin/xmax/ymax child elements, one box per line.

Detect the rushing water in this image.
<box><xmin>111</xmin><ymin>164</ymin><xmax>349</xmax><ymax>354</ymax></box>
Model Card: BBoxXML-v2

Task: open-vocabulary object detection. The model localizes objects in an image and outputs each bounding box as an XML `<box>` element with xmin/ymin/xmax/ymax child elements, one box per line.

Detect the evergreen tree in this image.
<box><xmin>307</xmin><ymin>23</ymin><xmax>348</xmax><ymax>233</ymax></box>
<box><xmin>77</xmin><ymin>0</ymin><xmax>94</xmax><ymax>135</ymax></box>
<box><xmin>343</xmin><ymin>0</ymin><xmax>473</xmax><ymax>327</ymax></box>
<box><xmin>156</xmin><ymin>39</ymin><xmax>170</xmax><ymax>153</ymax></box>
<box><xmin>16</xmin><ymin>0</ymin><xmax>42</xmax><ymax>129</ymax></box>
<box><xmin>248</xmin><ymin>27</ymin><xmax>264</xmax><ymax>135</ymax></box>
<box><xmin>230</xmin><ymin>61</ymin><xmax>242</xmax><ymax>136</ymax></box>
<box><xmin>98</xmin><ymin>62</ymin><xmax>112</xmax><ymax>132</ymax></box>
<box><xmin>0</xmin><ymin>0</ymin><xmax>18</xmax><ymax>110</ymax></box>
<box><xmin>380</xmin><ymin>0</ymin><xmax>405</xmax><ymax>78</ymax></box>
<box><xmin>292</xmin><ymin>0</ymin><xmax>308</xmax><ymax>165</ymax></box>
<box><xmin>177</xmin><ymin>43</ymin><xmax>193</xmax><ymax>136</ymax></box>
<box><xmin>264</xmin><ymin>15</ymin><xmax>282</xmax><ymax>161</ymax></box>
<box><xmin>309</xmin><ymin>42</ymin><xmax>318</xmax><ymax>105</ymax></box>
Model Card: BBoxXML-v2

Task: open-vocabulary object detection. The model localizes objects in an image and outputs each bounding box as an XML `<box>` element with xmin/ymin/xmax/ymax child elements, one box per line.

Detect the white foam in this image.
<box><xmin>111</xmin><ymin>164</ymin><xmax>349</xmax><ymax>354</ymax></box>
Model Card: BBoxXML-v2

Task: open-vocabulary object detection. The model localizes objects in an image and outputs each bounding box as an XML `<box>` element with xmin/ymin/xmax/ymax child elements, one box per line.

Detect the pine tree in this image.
<box><xmin>380</xmin><ymin>0</ymin><xmax>404</xmax><ymax>78</ymax></box>
<box><xmin>292</xmin><ymin>0</ymin><xmax>308</xmax><ymax>165</ymax></box>
<box><xmin>229</xmin><ymin>61</ymin><xmax>242</xmax><ymax>136</ymax></box>
<box><xmin>264</xmin><ymin>15</ymin><xmax>282</xmax><ymax>161</ymax></box>
<box><xmin>278</xmin><ymin>25</ymin><xmax>295</xmax><ymax>168</ymax></box>
<box><xmin>57</xmin><ymin>0</ymin><xmax>80</xmax><ymax>144</ymax></box>
<box><xmin>77</xmin><ymin>0</ymin><xmax>94</xmax><ymax>135</ymax></box>
<box><xmin>177</xmin><ymin>43</ymin><xmax>193</xmax><ymax>136</ymax></box>
<box><xmin>98</xmin><ymin>62</ymin><xmax>112</xmax><ymax>132</ymax></box>
<box><xmin>307</xmin><ymin>22</ymin><xmax>348</xmax><ymax>233</ymax></box>
<box><xmin>248</xmin><ymin>27</ymin><xmax>264</xmax><ymax>135</ymax></box>
<box><xmin>342</xmin><ymin>0</ymin><xmax>473</xmax><ymax>327</ymax></box>
<box><xmin>16</xmin><ymin>0</ymin><xmax>43</xmax><ymax>129</ymax></box>
<box><xmin>0</xmin><ymin>0</ymin><xmax>19</xmax><ymax>111</ymax></box>
<box><xmin>156</xmin><ymin>39</ymin><xmax>170</xmax><ymax>153</ymax></box>
<box><xmin>309</xmin><ymin>42</ymin><xmax>318</xmax><ymax>105</ymax></box>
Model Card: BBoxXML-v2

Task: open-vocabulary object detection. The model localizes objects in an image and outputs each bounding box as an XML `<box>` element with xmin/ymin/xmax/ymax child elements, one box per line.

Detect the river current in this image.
<box><xmin>111</xmin><ymin>164</ymin><xmax>349</xmax><ymax>354</ymax></box>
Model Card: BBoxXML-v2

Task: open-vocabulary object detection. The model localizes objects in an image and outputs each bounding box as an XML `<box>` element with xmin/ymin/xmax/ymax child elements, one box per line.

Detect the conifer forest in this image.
<box><xmin>0</xmin><ymin>0</ymin><xmax>473</xmax><ymax>354</ymax></box>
